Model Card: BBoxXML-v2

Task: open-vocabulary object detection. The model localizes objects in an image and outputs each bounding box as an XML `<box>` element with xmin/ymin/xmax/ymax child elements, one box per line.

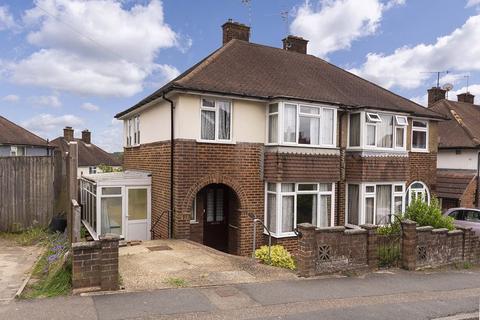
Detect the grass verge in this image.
<box><xmin>0</xmin><ymin>227</ymin><xmax>49</xmax><ymax>246</ymax></box>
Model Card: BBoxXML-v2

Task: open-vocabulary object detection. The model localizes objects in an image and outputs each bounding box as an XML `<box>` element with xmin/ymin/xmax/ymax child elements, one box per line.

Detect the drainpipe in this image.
<box><xmin>163</xmin><ymin>92</ymin><xmax>175</xmax><ymax>238</ymax></box>
<box><xmin>337</xmin><ymin>106</ymin><xmax>348</xmax><ymax>226</ymax></box>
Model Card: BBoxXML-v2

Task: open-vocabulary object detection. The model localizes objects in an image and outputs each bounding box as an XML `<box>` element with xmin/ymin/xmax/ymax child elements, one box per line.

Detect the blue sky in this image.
<box><xmin>1</xmin><ymin>0</ymin><xmax>479</xmax><ymax>152</ymax></box>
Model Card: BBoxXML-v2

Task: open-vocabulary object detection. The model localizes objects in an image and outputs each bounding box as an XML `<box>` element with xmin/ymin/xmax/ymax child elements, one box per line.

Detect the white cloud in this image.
<box><xmin>466</xmin><ymin>0</ymin><xmax>480</xmax><ymax>8</ymax></box>
<box><xmin>1</xmin><ymin>94</ymin><xmax>19</xmax><ymax>102</ymax></box>
<box><xmin>350</xmin><ymin>15</ymin><xmax>480</xmax><ymax>89</ymax></box>
<box><xmin>30</xmin><ymin>95</ymin><xmax>62</xmax><ymax>108</ymax></box>
<box><xmin>22</xmin><ymin>113</ymin><xmax>83</xmax><ymax>138</ymax></box>
<box><xmin>290</xmin><ymin>0</ymin><xmax>404</xmax><ymax>58</ymax></box>
<box><xmin>81</xmin><ymin>102</ymin><xmax>100</xmax><ymax>112</ymax></box>
<box><xmin>96</xmin><ymin>119</ymin><xmax>123</xmax><ymax>152</ymax></box>
<box><xmin>8</xmin><ymin>0</ymin><xmax>184</xmax><ymax>97</ymax></box>
<box><xmin>0</xmin><ymin>6</ymin><xmax>15</xmax><ymax>31</ymax></box>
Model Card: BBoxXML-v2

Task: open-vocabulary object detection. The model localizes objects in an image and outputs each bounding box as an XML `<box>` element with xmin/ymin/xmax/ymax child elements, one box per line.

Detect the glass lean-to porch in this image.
<box><xmin>80</xmin><ymin>171</ymin><xmax>152</xmax><ymax>241</ymax></box>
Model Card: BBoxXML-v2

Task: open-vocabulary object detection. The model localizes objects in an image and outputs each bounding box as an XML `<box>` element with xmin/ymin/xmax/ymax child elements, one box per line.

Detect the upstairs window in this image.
<box><xmin>200</xmin><ymin>98</ymin><xmax>232</xmax><ymax>142</ymax></box>
<box><xmin>125</xmin><ymin>115</ymin><xmax>140</xmax><ymax>147</ymax></box>
<box><xmin>411</xmin><ymin>120</ymin><xmax>428</xmax><ymax>152</ymax></box>
<box><xmin>268</xmin><ymin>101</ymin><xmax>336</xmax><ymax>147</ymax></box>
<box><xmin>10</xmin><ymin>146</ymin><xmax>26</xmax><ymax>156</ymax></box>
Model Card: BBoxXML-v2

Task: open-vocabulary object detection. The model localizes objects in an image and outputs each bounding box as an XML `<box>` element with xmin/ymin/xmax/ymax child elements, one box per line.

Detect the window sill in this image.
<box><xmin>410</xmin><ymin>149</ymin><xmax>429</xmax><ymax>153</ymax></box>
<box><xmin>266</xmin><ymin>143</ymin><xmax>337</xmax><ymax>149</ymax></box>
<box><xmin>189</xmin><ymin>221</ymin><xmax>199</xmax><ymax>225</ymax></box>
<box><xmin>264</xmin><ymin>231</ymin><xmax>298</xmax><ymax>238</ymax></box>
<box><xmin>196</xmin><ymin>139</ymin><xmax>236</xmax><ymax>145</ymax></box>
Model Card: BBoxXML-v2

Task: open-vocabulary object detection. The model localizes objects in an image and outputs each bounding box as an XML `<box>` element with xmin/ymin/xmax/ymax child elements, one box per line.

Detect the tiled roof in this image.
<box><xmin>436</xmin><ymin>169</ymin><xmax>476</xmax><ymax>199</ymax></box>
<box><xmin>116</xmin><ymin>40</ymin><xmax>446</xmax><ymax>120</ymax></box>
<box><xmin>50</xmin><ymin>137</ymin><xmax>121</xmax><ymax>167</ymax></box>
<box><xmin>429</xmin><ymin>99</ymin><xmax>480</xmax><ymax>149</ymax></box>
<box><xmin>0</xmin><ymin>115</ymin><xmax>49</xmax><ymax>147</ymax></box>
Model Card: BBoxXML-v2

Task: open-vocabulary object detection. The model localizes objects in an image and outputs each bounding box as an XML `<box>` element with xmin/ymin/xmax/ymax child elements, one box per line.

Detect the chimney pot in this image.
<box><xmin>457</xmin><ymin>92</ymin><xmax>475</xmax><ymax>104</ymax></box>
<box><xmin>222</xmin><ymin>20</ymin><xmax>250</xmax><ymax>45</ymax></box>
<box><xmin>63</xmin><ymin>126</ymin><xmax>74</xmax><ymax>142</ymax></box>
<box><xmin>427</xmin><ymin>87</ymin><xmax>446</xmax><ymax>107</ymax></box>
<box><xmin>282</xmin><ymin>35</ymin><xmax>309</xmax><ymax>54</ymax></box>
<box><xmin>82</xmin><ymin>129</ymin><xmax>91</xmax><ymax>144</ymax></box>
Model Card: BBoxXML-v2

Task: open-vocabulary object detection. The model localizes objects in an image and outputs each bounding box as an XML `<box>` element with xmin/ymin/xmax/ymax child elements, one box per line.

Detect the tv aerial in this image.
<box><xmin>442</xmin><ymin>83</ymin><xmax>454</xmax><ymax>99</ymax></box>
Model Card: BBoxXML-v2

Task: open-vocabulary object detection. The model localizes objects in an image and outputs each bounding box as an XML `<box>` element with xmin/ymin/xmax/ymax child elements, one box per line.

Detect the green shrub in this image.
<box><xmin>255</xmin><ymin>245</ymin><xmax>296</xmax><ymax>270</ymax></box>
<box><xmin>404</xmin><ymin>197</ymin><xmax>455</xmax><ymax>230</ymax></box>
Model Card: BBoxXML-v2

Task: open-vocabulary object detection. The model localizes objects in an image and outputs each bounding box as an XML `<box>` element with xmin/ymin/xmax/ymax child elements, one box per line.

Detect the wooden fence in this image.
<box><xmin>0</xmin><ymin>156</ymin><xmax>55</xmax><ymax>232</ymax></box>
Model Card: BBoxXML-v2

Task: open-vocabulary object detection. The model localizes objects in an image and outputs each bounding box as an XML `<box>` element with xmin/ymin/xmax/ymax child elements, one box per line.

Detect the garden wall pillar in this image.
<box><xmin>296</xmin><ymin>223</ymin><xmax>316</xmax><ymax>277</ymax></box>
<box><xmin>401</xmin><ymin>220</ymin><xmax>417</xmax><ymax>270</ymax></box>
<box><xmin>361</xmin><ymin>224</ymin><xmax>378</xmax><ymax>269</ymax></box>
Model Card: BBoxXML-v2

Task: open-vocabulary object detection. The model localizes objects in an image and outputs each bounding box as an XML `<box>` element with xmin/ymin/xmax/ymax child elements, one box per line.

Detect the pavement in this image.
<box><xmin>1</xmin><ymin>268</ymin><xmax>480</xmax><ymax>319</ymax></box>
<box><xmin>119</xmin><ymin>239</ymin><xmax>296</xmax><ymax>291</ymax></box>
<box><xmin>0</xmin><ymin>239</ymin><xmax>42</xmax><ymax>304</ymax></box>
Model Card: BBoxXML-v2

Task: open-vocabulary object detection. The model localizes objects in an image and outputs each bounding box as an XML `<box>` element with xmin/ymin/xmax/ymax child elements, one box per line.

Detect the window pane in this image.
<box><xmin>267</xmin><ymin>193</ymin><xmax>277</xmax><ymax>233</ymax></box>
<box><xmin>377</xmin><ymin>115</ymin><xmax>393</xmax><ymax>148</ymax></box>
<box><xmin>367</xmin><ymin>125</ymin><xmax>376</xmax><ymax>146</ymax></box>
<box><xmin>411</xmin><ymin>182</ymin><xmax>424</xmax><ymax>189</ymax></box>
<box><xmin>366</xmin><ymin>186</ymin><xmax>375</xmax><ymax>193</ymax></box>
<box><xmin>299</xmin><ymin>116</ymin><xmax>320</xmax><ymax>145</ymax></box>
<box><xmin>297</xmin><ymin>194</ymin><xmax>317</xmax><ymax>226</ymax></box>
<box><xmin>128</xmin><ymin>189</ymin><xmax>147</xmax><ymax>220</ymax></box>
<box><xmin>201</xmin><ymin>110</ymin><xmax>215</xmax><ymax>140</ymax></box>
<box><xmin>300</xmin><ymin>106</ymin><xmax>320</xmax><ymax>114</ymax></box>
<box><xmin>191</xmin><ymin>200</ymin><xmax>196</xmax><ymax>221</ymax></box>
<box><xmin>395</xmin><ymin>116</ymin><xmax>408</xmax><ymax>126</ymax></box>
<box><xmin>365</xmin><ymin>197</ymin><xmax>374</xmax><ymax>224</ymax></box>
<box><xmin>202</xmin><ymin>98</ymin><xmax>215</xmax><ymax>108</ymax></box>
<box><xmin>268</xmin><ymin>114</ymin><xmax>278</xmax><ymax>143</ymax></box>
<box><xmin>394</xmin><ymin>185</ymin><xmax>403</xmax><ymax>192</ymax></box>
<box><xmin>298</xmin><ymin>183</ymin><xmax>317</xmax><ymax>191</ymax></box>
<box><xmin>322</xmin><ymin>109</ymin><xmax>334</xmax><ymax>145</ymax></box>
<box><xmin>284</xmin><ymin>104</ymin><xmax>297</xmax><ymax>143</ymax></box>
<box><xmin>413</xmin><ymin>120</ymin><xmax>427</xmax><ymax>128</ymax></box>
<box><xmin>412</xmin><ymin>130</ymin><xmax>427</xmax><ymax>149</ymax></box>
<box><xmin>349</xmin><ymin>113</ymin><xmax>360</xmax><ymax>147</ymax></box>
<box><xmin>394</xmin><ymin>196</ymin><xmax>403</xmax><ymax>216</ymax></box>
<box><xmin>348</xmin><ymin>185</ymin><xmax>359</xmax><ymax>225</ymax></box>
<box><xmin>101</xmin><ymin>197</ymin><xmax>122</xmax><ymax>236</ymax></box>
<box><xmin>267</xmin><ymin>183</ymin><xmax>277</xmax><ymax>192</ymax></box>
<box><xmin>216</xmin><ymin>188</ymin><xmax>224</xmax><ymax>221</ymax></box>
<box><xmin>376</xmin><ymin>185</ymin><xmax>392</xmax><ymax>225</ymax></box>
<box><xmin>367</xmin><ymin>113</ymin><xmax>381</xmax><ymax>122</ymax></box>
<box><xmin>319</xmin><ymin>195</ymin><xmax>331</xmax><ymax>227</ymax></box>
<box><xmin>206</xmin><ymin>189</ymin><xmax>215</xmax><ymax>222</ymax></box>
<box><xmin>269</xmin><ymin>103</ymin><xmax>278</xmax><ymax>114</ymax></box>
<box><xmin>281</xmin><ymin>183</ymin><xmax>295</xmax><ymax>192</ymax></box>
<box><xmin>102</xmin><ymin>187</ymin><xmax>121</xmax><ymax>195</ymax></box>
<box><xmin>318</xmin><ymin>183</ymin><xmax>332</xmax><ymax>192</ymax></box>
<box><xmin>218</xmin><ymin>101</ymin><xmax>231</xmax><ymax>140</ymax></box>
<box><xmin>282</xmin><ymin>195</ymin><xmax>294</xmax><ymax>232</ymax></box>
<box><xmin>396</xmin><ymin>127</ymin><xmax>404</xmax><ymax>148</ymax></box>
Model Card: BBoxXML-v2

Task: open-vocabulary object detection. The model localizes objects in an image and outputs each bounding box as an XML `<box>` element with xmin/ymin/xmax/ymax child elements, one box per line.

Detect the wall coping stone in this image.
<box><xmin>402</xmin><ymin>219</ymin><xmax>417</xmax><ymax>225</ymax></box>
<box><xmin>456</xmin><ymin>226</ymin><xmax>473</xmax><ymax>232</ymax></box>
<box><xmin>345</xmin><ymin>228</ymin><xmax>367</xmax><ymax>235</ymax></box>
<box><xmin>297</xmin><ymin>223</ymin><xmax>316</xmax><ymax>230</ymax></box>
<box><xmin>100</xmin><ymin>234</ymin><xmax>121</xmax><ymax>242</ymax></box>
<box><xmin>316</xmin><ymin>226</ymin><xmax>346</xmax><ymax>233</ymax></box>
<box><xmin>360</xmin><ymin>224</ymin><xmax>378</xmax><ymax>230</ymax></box>
<box><xmin>416</xmin><ymin>226</ymin><xmax>434</xmax><ymax>232</ymax></box>
<box><xmin>447</xmin><ymin>230</ymin><xmax>464</xmax><ymax>236</ymax></box>
<box><xmin>72</xmin><ymin>241</ymin><xmax>101</xmax><ymax>250</ymax></box>
<box><xmin>432</xmin><ymin>228</ymin><xmax>449</xmax><ymax>234</ymax></box>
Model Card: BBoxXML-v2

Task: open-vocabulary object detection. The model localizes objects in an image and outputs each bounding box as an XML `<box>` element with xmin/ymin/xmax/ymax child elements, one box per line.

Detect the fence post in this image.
<box><xmin>361</xmin><ymin>224</ymin><xmax>378</xmax><ymax>269</ymax></box>
<box><xmin>296</xmin><ymin>223</ymin><xmax>316</xmax><ymax>277</ymax></box>
<box><xmin>401</xmin><ymin>220</ymin><xmax>417</xmax><ymax>270</ymax></box>
<box><xmin>66</xmin><ymin>142</ymin><xmax>78</xmax><ymax>243</ymax></box>
<box><xmin>72</xmin><ymin>199</ymin><xmax>81</xmax><ymax>243</ymax></box>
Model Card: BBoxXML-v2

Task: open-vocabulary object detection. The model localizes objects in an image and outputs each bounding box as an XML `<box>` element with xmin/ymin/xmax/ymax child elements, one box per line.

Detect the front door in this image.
<box><xmin>203</xmin><ymin>185</ymin><xmax>229</xmax><ymax>252</ymax></box>
<box><xmin>126</xmin><ymin>187</ymin><xmax>151</xmax><ymax>241</ymax></box>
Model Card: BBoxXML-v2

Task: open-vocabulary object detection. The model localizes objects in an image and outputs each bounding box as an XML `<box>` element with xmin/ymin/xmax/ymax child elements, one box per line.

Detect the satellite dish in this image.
<box><xmin>442</xmin><ymin>83</ymin><xmax>454</xmax><ymax>91</ymax></box>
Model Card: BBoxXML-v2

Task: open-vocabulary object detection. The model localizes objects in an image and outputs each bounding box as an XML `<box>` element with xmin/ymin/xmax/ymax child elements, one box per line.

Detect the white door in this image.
<box><xmin>126</xmin><ymin>187</ymin><xmax>151</xmax><ymax>241</ymax></box>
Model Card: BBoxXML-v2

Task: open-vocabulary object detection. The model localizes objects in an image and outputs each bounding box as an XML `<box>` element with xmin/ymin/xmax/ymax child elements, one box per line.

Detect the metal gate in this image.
<box><xmin>377</xmin><ymin>233</ymin><xmax>402</xmax><ymax>268</ymax></box>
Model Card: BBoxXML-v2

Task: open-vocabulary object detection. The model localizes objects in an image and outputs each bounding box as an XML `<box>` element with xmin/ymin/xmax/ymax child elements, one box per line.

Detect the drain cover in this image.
<box><xmin>147</xmin><ymin>245</ymin><xmax>172</xmax><ymax>251</ymax></box>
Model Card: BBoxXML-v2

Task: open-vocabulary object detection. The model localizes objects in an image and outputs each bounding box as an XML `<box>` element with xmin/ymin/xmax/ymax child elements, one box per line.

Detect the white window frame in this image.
<box><xmin>267</xmin><ymin>103</ymin><xmax>279</xmax><ymax>144</ymax></box>
<box><xmin>89</xmin><ymin>166</ymin><xmax>97</xmax><ymax>174</ymax></box>
<box><xmin>264</xmin><ymin>182</ymin><xmax>335</xmax><ymax>238</ymax></box>
<box><xmin>10</xmin><ymin>145</ymin><xmax>26</xmax><ymax>156</ymax></box>
<box><xmin>266</xmin><ymin>101</ymin><xmax>337</xmax><ymax>148</ymax></box>
<box><xmin>411</xmin><ymin>119</ymin><xmax>429</xmax><ymax>152</ymax></box>
<box><xmin>345</xmin><ymin>181</ymin><xmax>406</xmax><ymax>226</ymax></box>
<box><xmin>406</xmin><ymin>181</ymin><xmax>430</xmax><ymax>205</ymax></box>
<box><xmin>125</xmin><ymin>115</ymin><xmax>140</xmax><ymax>147</ymax></box>
<box><xmin>190</xmin><ymin>198</ymin><xmax>197</xmax><ymax>223</ymax></box>
<box><xmin>347</xmin><ymin>111</ymin><xmax>407</xmax><ymax>152</ymax></box>
<box><xmin>199</xmin><ymin>97</ymin><xmax>233</xmax><ymax>143</ymax></box>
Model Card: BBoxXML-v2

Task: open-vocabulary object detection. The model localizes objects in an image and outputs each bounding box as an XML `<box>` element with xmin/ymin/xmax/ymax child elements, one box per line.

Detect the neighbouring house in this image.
<box><xmin>428</xmin><ymin>88</ymin><xmax>479</xmax><ymax>211</ymax></box>
<box><xmin>50</xmin><ymin>127</ymin><xmax>122</xmax><ymax>177</ymax></box>
<box><xmin>113</xmin><ymin>20</ymin><xmax>446</xmax><ymax>255</ymax></box>
<box><xmin>0</xmin><ymin>115</ymin><xmax>52</xmax><ymax>156</ymax></box>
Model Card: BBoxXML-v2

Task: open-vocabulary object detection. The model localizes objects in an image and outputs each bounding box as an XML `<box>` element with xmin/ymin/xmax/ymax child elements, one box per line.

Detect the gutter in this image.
<box><xmin>162</xmin><ymin>92</ymin><xmax>175</xmax><ymax>238</ymax></box>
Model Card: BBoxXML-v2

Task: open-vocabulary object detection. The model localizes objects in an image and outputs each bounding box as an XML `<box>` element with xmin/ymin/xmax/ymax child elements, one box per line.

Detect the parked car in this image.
<box><xmin>444</xmin><ymin>208</ymin><xmax>480</xmax><ymax>235</ymax></box>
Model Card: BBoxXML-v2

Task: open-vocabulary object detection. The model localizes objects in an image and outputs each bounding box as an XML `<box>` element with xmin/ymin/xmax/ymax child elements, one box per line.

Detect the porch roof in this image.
<box><xmin>81</xmin><ymin>170</ymin><xmax>151</xmax><ymax>186</ymax></box>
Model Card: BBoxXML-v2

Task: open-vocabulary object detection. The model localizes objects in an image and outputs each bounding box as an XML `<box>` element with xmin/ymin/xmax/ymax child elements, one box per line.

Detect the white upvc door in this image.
<box><xmin>125</xmin><ymin>187</ymin><xmax>151</xmax><ymax>241</ymax></box>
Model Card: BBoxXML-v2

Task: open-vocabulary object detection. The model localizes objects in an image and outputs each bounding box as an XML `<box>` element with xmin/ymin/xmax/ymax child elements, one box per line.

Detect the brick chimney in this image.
<box><xmin>427</xmin><ymin>87</ymin><xmax>446</xmax><ymax>107</ymax></box>
<box><xmin>222</xmin><ymin>19</ymin><xmax>250</xmax><ymax>45</ymax></box>
<box><xmin>282</xmin><ymin>35</ymin><xmax>309</xmax><ymax>54</ymax></box>
<box><xmin>82</xmin><ymin>129</ymin><xmax>91</xmax><ymax>144</ymax></box>
<box><xmin>457</xmin><ymin>92</ymin><xmax>475</xmax><ymax>104</ymax></box>
<box><xmin>63</xmin><ymin>126</ymin><xmax>74</xmax><ymax>142</ymax></box>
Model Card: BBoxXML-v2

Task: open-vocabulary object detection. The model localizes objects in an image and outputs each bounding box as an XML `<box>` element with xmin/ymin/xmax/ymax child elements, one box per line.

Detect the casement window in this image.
<box><xmin>346</xmin><ymin>182</ymin><xmax>405</xmax><ymax>226</ymax></box>
<box><xmin>267</xmin><ymin>102</ymin><xmax>337</xmax><ymax>147</ymax></box>
<box><xmin>406</xmin><ymin>181</ymin><xmax>430</xmax><ymax>205</ymax></box>
<box><xmin>411</xmin><ymin>120</ymin><xmax>428</xmax><ymax>152</ymax></box>
<box><xmin>200</xmin><ymin>98</ymin><xmax>232</xmax><ymax>142</ymax></box>
<box><xmin>125</xmin><ymin>115</ymin><xmax>140</xmax><ymax>147</ymax></box>
<box><xmin>89</xmin><ymin>166</ymin><xmax>97</xmax><ymax>174</ymax></box>
<box><xmin>10</xmin><ymin>146</ymin><xmax>26</xmax><ymax>156</ymax></box>
<box><xmin>348</xmin><ymin>112</ymin><xmax>407</xmax><ymax>150</ymax></box>
<box><xmin>265</xmin><ymin>182</ymin><xmax>335</xmax><ymax>237</ymax></box>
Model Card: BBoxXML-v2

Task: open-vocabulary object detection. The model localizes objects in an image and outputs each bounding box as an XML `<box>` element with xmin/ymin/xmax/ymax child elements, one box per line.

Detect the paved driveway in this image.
<box><xmin>0</xmin><ymin>239</ymin><xmax>42</xmax><ymax>303</ymax></box>
<box><xmin>119</xmin><ymin>239</ymin><xmax>297</xmax><ymax>291</ymax></box>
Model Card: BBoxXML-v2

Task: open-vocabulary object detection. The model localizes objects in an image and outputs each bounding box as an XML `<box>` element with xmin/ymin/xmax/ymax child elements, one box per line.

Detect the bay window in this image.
<box><xmin>346</xmin><ymin>182</ymin><xmax>405</xmax><ymax>226</ymax></box>
<box><xmin>267</xmin><ymin>101</ymin><xmax>336</xmax><ymax>147</ymax></box>
<box><xmin>200</xmin><ymin>98</ymin><xmax>232</xmax><ymax>141</ymax></box>
<box><xmin>411</xmin><ymin>120</ymin><xmax>428</xmax><ymax>152</ymax></box>
<box><xmin>265</xmin><ymin>182</ymin><xmax>335</xmax><ymax>237</ymax></box>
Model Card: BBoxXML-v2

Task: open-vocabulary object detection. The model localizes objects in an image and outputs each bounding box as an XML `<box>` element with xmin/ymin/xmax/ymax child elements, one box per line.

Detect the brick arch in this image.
<box><xmin>181</xmin><ymin>174</ymin><xmax>248</xmax><ymax>214</ymax></box>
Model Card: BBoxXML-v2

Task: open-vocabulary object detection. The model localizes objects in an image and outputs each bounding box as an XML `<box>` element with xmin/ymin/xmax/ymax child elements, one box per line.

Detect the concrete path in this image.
<box><xmin>0</xmin><ymin>239</ymin><xmax>41</xmax><ymax>304</ymax></box>
<box><xmin>1</xmin><ymin>268</ymin><xmax>480</xmax><ymax>319</ymax></box>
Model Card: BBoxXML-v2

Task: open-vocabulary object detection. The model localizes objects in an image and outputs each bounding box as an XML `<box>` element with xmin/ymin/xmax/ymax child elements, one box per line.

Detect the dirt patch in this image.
<box><xmin>119</xmin><ymin>239</ymin><xmax>297</xmax><ymax>291</ymax></box>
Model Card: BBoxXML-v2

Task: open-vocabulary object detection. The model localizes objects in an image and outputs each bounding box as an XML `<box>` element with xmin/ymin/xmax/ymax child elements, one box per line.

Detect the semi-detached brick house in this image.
<box><xmin>115</xmin><ymin>21</ymin><xmax>447</xmax><ymax>256</ymax></box>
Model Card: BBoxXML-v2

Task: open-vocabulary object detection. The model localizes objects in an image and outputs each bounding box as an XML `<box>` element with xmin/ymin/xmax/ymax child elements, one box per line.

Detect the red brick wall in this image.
<box><xmin>408</xmin><ymin>152</ymin><xmax>437</xmax><ymax>193</ymax></box>
<box><xmin>345</xmin><ymin>154</ymin><xmax>409</xmax><ymax>182</ymax></box>
<box><xmin>460</xmin><ymin>176</ymin><xmax>477</xmax><ymax>208</ymax></box>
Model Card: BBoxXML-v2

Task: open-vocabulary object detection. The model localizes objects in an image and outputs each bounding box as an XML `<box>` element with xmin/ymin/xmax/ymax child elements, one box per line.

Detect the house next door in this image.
<box><xmin>202</xmin><ymin>184</ymin><xmax>229</xmax><ymax>252</ymax></box>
